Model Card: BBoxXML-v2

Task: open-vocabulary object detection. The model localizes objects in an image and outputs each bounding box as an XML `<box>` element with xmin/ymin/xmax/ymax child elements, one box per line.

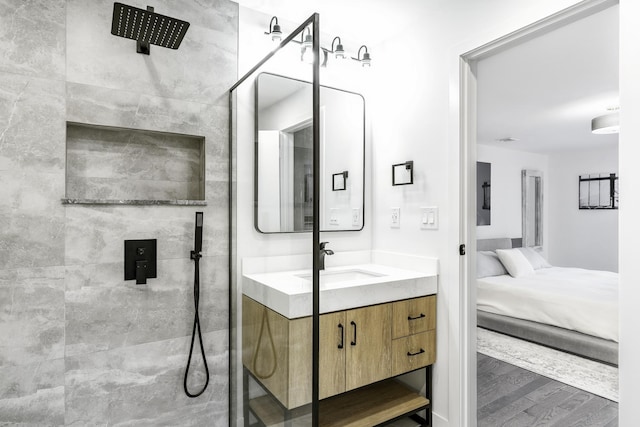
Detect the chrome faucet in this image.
<box><xmin>319</xmin><ymin>242</ymin><xmax>334</xmax><ymax>271</ymax></box>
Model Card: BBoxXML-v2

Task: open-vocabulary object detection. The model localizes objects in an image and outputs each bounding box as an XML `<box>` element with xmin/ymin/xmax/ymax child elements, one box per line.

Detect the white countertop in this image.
<box><xmin>243</xmin><ymin>263</ymin><xmax>437</xmax><ymax>319</ymax></box>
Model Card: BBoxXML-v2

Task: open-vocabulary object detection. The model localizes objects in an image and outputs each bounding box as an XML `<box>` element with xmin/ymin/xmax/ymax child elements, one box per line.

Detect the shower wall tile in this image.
<box><xmin>66</xmin><ymin>82</ymin><xmax>205</xmax><ymax>135</ymax></box>
<box><xmin>0</xmin><ymin>72</ymin><xmax>65</xmax><ymax>173</ymax></box>
<box><xmin>66</xmin><ymin>0</ymin><xmax>237</xmax><ymax>106</ymax></box>
<box><xmin>65</xmin><ymin>256</ymin><xmax>228</xmax><ymax>357</ymax></box>
<box><xmin>66</xmin><ymin>83</ymin><xmax>231</xmax><ymax>182</ymax></box>
<box><xmin>64</xmin><ymin>188</ymin><xmax>228</xmax><ymax>266</ymax></box>
<box><xmin>0</xmin><ymin>267</ymin><xmax>65</xmax><ymax>366</ymax></box>
<box><xmin>64</xmin><ymin>330</ymin><xmax>228</xmax><ymax>426</ymax></box>
<box><xmin>0</xmin><ymin>0</ymin><xmax>65</xmax><ymax>80</ymax></box>
<box><xmin>203</xmin><ymin>104</ymin><xmax>230</xmax><ymax>182</ymax></box>
<box><xmin>0</xmin><ymin>171</ymin><xmax>65</xmax><ymax>270</ymax></box>
<box><xmin>0</xmin><ymin>358</ymin><xmax>65</xmax><ymax>425</ymax></box>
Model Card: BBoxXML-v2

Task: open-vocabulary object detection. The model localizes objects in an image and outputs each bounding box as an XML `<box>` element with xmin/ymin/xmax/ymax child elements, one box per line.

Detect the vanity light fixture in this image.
<box><xmin>320</xmin><ymin>36</ymin><xmax>346</xmax><ymax>67</ymax></box>
<box><xmin>352</xmin><ymin>45</ymin><xmax>371</xmax><ymax>67</ymax></box>
<box><xmin>591</xmin><ymin>111</ymin><xmax>619</xmax><ymax>134</ymax></box>
<box><xmin>331</xmin><ymin>36</ymin><xmax>346</xmax><ymax>59</ymax></box>
<box><xmin>264</xmin><ymin>16</ymin><xmax>282</xmax><ymax>42</ymax></box>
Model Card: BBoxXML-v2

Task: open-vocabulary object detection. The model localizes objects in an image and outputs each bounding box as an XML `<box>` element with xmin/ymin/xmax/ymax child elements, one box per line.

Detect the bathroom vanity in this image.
<box><xmin>241</xmin><ymin>264</ymin><xmax>437</xmax><ymax>426</ymax></box>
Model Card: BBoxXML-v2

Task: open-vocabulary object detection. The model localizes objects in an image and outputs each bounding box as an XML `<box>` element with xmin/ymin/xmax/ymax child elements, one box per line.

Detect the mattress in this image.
<box><xmin>477</xmin><ymin>267</ymin><xmax>618</xmax><ymax>342</ymax></box>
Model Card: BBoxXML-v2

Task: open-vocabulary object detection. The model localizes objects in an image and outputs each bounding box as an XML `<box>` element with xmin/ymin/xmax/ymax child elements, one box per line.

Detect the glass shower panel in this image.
<box><xmin>229</xmin><ymin>17</ymin><xmax>317</xmax><ymax>426</ymax></box>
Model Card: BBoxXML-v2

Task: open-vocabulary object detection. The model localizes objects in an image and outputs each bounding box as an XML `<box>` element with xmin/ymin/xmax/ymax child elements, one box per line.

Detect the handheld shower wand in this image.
<box><xmin>184</xmin><ymin>212</ymin><xmax>210</xmax><ymax>398</ymax></box>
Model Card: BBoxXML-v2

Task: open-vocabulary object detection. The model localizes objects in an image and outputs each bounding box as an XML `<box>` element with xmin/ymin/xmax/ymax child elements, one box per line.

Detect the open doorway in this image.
<box><xmin>466</xmin><ymin>3</ymin><xmax>620</xmax><ymax>425</ymax></box>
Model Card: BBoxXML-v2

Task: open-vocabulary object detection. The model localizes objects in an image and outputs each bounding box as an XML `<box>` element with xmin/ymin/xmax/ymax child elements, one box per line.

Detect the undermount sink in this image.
<box><xmin>295</xmin><ymin>269</ymin><xmax>386</xmax><ymax>286</ymax></box>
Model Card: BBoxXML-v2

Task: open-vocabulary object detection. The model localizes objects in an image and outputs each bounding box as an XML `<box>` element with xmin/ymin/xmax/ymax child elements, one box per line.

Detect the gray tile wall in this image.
<box><xmin>0</xmin><ymin>0</ymin><xmax>237</xmax><ymax>425</ymax></box>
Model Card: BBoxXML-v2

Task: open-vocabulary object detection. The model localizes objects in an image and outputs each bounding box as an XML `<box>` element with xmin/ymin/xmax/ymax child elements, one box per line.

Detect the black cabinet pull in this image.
<box><xmin>350</xmin><ymin>321</ymin><xmax>357</xmax><ymax>346</ymax></box>
<box><xmin>407</xmin><ymin>348</ymin><xmax>425</xmax><ymax>357</ymax></box>
<box><xmin>338</xmin><ymin>323</ymin><xmax>344</xmax><ymax>349</ymax></box>
<box><xmin>408</xmin><ymin>313</ymin><xmax>426</xmax><ymax>321</ymax></box>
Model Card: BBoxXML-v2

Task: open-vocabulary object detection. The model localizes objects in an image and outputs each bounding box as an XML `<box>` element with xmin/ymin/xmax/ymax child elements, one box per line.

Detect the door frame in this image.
<box><xmin>449</xmin><ymin>1</ymin><xmax>618</xmax><ymax>425</ymax></box>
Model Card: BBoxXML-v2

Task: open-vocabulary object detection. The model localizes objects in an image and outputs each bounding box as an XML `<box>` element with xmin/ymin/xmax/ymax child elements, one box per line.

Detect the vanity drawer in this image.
<box><xmin>392</xmin><ymin>330</ymin><xmax>436</xmax><ymax>376</ymax></box>
<box><xmin>392</xmin><ymin>296</ymin><xmax>436</xmax><ymax>339</ymax></box>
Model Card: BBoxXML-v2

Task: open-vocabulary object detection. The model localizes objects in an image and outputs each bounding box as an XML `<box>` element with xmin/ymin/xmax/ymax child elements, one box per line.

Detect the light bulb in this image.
<box><xmin>302</xmin><ymin>47</ymin><xmax>314</xmax><ymax>64</ymax></box>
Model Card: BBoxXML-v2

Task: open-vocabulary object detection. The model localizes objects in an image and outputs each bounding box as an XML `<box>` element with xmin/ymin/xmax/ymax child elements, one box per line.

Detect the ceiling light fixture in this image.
<box><xmin>264</xmin><ymin>16</ymin><xmax>282</xmax><ymax>42</ymax></box>
<box><xmin>352</xmin><ymin>45</ymin><xmax>371</xmax><ymax>67</ymax></box>
<box><xmin>591</xmin><ymin>112</ymin><xmax>619</xmax><ymax>134</ymax></box>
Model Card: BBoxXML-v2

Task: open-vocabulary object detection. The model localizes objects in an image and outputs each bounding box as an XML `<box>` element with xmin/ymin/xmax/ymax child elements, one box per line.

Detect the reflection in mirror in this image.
<box><xmin>255</xmin><ymin>72</ymin><xmax>365</xmax><ymax>233</ymax></box>
<box><xmin>477</xmin><ymin>162</ymin><xmax>491</xmax><ymax>226</ymax></box>
<box><xmin>522</xmin><ymin>169</ymin><xmax>543</xmax><ymax>247</ymax></box>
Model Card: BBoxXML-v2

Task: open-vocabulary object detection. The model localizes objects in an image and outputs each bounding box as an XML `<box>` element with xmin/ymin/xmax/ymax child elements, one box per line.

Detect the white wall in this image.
<box><xmin>548</xmin><ymin>147</ymin><xmax>618</xmax><ymax>271</ymax></box>
<box><xmin>618</xmin><ymin>2</ymin><xmax>640</xmax><ymax>424</ymax></box>
<box><xmin>476</xmin><ymin>145</ymin><xmax>549</xmax><ymax>250</ymax></box>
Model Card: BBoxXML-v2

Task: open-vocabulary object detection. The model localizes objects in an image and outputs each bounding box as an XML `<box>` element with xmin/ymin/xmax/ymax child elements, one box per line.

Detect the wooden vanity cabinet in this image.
<box><xmin>243</xmin><ymin>294</ymin><xmax>436</xmax><ymax>411</ymax></box>
<box><xmin>320</xmin><ymin>303</ymin><xmax>392</xmax><ymax>398</ymax></box>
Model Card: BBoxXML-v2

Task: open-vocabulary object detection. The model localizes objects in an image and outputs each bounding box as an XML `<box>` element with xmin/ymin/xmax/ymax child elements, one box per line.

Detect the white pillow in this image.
<box><xmin>517</xmin><ymin>247</ymin><xmax>551</xmax><ymax>269</ymax></box>
<box><xmin>496</xmin><ymin>248</ymin><xmax>535</xmax><ymax>278</ymax></box>
<box><xmin>477</xmin><ymin>251</ymin><xmax>508</xmax><ymax>278</ymax></box>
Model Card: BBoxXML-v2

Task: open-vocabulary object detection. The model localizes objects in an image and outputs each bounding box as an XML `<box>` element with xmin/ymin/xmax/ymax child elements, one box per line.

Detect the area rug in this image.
<box><xmin>477</xmin><ymin>327</ymin><xmax>618</xmax><ymax>402</ymax></box>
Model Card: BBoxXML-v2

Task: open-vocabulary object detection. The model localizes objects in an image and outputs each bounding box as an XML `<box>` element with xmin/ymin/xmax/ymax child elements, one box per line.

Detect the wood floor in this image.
<box><xmin>477</xmin><ymin>353</ymin><xmax>618</xmax><ymax>427</ymax></box>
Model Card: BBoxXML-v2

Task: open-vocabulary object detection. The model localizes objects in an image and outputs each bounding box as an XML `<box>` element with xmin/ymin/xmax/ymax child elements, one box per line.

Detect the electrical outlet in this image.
<box><xmin>420</xmin><ymin>207</ymin><xmax>438</xmax><ymax>230</ymax></box>
<box><xmin>330</xmin><ymin>208</ymin><xmax>339</xmax><ymax>225</ymax></box>
<box><xmin>352</xmin><ymin>208</ymin><xmax>360</xmax><ymax>227</ymax></box>
<box><xmin>390</xmin><ymin>207</ymin><xmax>400</xmax><ymax>228</ymax></box>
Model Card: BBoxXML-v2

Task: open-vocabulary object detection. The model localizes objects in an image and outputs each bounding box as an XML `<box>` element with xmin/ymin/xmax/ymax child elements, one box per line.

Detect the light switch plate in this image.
<box><xmin>421</xmin><ymin>207</ymin><xmax>438</xmax><ymax>230</ymax></box>
<box><xmin>330</xmin><ymin>208</ymin><xmax>339</xmax><ymax>225</ymax></box>
<box><xmin>390</xmin><ymin>207</ymin><xmax>400</xmax><ymax>228</ymax></box>
<box><xmin>352</xmin><ymin>208</ymin><xmax>360</xmax><ymax>227</ymax></box>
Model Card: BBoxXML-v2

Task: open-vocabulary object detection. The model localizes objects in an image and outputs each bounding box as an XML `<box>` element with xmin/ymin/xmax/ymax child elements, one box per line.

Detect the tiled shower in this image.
<box><xmin>0</xmin><ymin>0</ymin><xmax>237</xmax><ymax>424</ymax></box>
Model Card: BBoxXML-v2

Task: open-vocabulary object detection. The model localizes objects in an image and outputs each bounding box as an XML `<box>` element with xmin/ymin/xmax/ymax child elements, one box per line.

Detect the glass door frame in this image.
<box><xmin>228</xmin><ymin>13</ymin><xmax>321</xmax><ymax>426</ymax></box>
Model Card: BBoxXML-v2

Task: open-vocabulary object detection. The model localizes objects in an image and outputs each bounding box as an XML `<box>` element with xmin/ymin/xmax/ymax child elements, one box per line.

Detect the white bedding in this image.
<box><xmin>477</xmin><ymin>267</ymin><xmax>618</xmax><ymax>342</ymax></box>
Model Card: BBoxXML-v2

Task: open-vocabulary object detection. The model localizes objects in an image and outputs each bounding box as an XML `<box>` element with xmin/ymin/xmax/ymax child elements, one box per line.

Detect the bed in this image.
<box><xmin>476</xmin><ymin>238</ymin><xmax>619</xmax><ymax>366</ymax></box>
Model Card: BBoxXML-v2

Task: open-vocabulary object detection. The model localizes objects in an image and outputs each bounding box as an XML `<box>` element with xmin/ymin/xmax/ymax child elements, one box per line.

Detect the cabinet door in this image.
<box><xmin>346</xmin><ymin>304</ymin><xmax>392</xmax><ymax>391</ymax></box>
<box><xmin>319</xmin><ymin>311</ymin><xmax>346</xmax><ymax>399</ymax></box>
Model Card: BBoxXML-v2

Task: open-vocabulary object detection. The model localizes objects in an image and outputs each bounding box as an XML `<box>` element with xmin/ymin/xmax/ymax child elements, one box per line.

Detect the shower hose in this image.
<box><xmin>183</xmin><ymin>250</ymin><xmax>210</xmax><ymax>398</ymax></box>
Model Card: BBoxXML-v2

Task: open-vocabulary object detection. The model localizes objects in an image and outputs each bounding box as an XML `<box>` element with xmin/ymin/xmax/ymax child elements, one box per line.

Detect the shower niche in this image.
<box><xmin>63</xmin><ymin>122</ymin><xmax>206</xmax><ymax>205</ymax></box>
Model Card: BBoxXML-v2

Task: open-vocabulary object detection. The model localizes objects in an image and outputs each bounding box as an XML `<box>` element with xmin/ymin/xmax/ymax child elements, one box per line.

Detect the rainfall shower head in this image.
<box><xmin>111</xmin><ymin>2</ymin><xmax>190</xmax><ymax>55</ymax></box>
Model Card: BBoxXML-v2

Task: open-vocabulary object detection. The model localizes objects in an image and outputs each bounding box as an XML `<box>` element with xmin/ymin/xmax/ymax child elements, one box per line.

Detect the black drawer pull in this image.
<box><xmin>350</xmin><ymin>321</ymin><xmax>357</xmax><ymax>346</ymax></box>
<box><xmin>408</xmin><ymin>313</ymin><xmax>426</xmax><ymax>321</ymax></box>
<box><xmin>338</xmin><ymin>323</ymin><xmax>344</xmax><ymax>349</ymax></box>
<box><xmin>407</xmin><ymin>348</ymin><xmax>425</xmax><ymax>357</ymax></box>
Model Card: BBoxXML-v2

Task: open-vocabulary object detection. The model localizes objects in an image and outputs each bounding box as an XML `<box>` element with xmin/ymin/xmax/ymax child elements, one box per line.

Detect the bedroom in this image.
<box><xmin>473</xmin><ymin>4</ymin><xmax>619</xmax><ymax>425</ymax></box>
